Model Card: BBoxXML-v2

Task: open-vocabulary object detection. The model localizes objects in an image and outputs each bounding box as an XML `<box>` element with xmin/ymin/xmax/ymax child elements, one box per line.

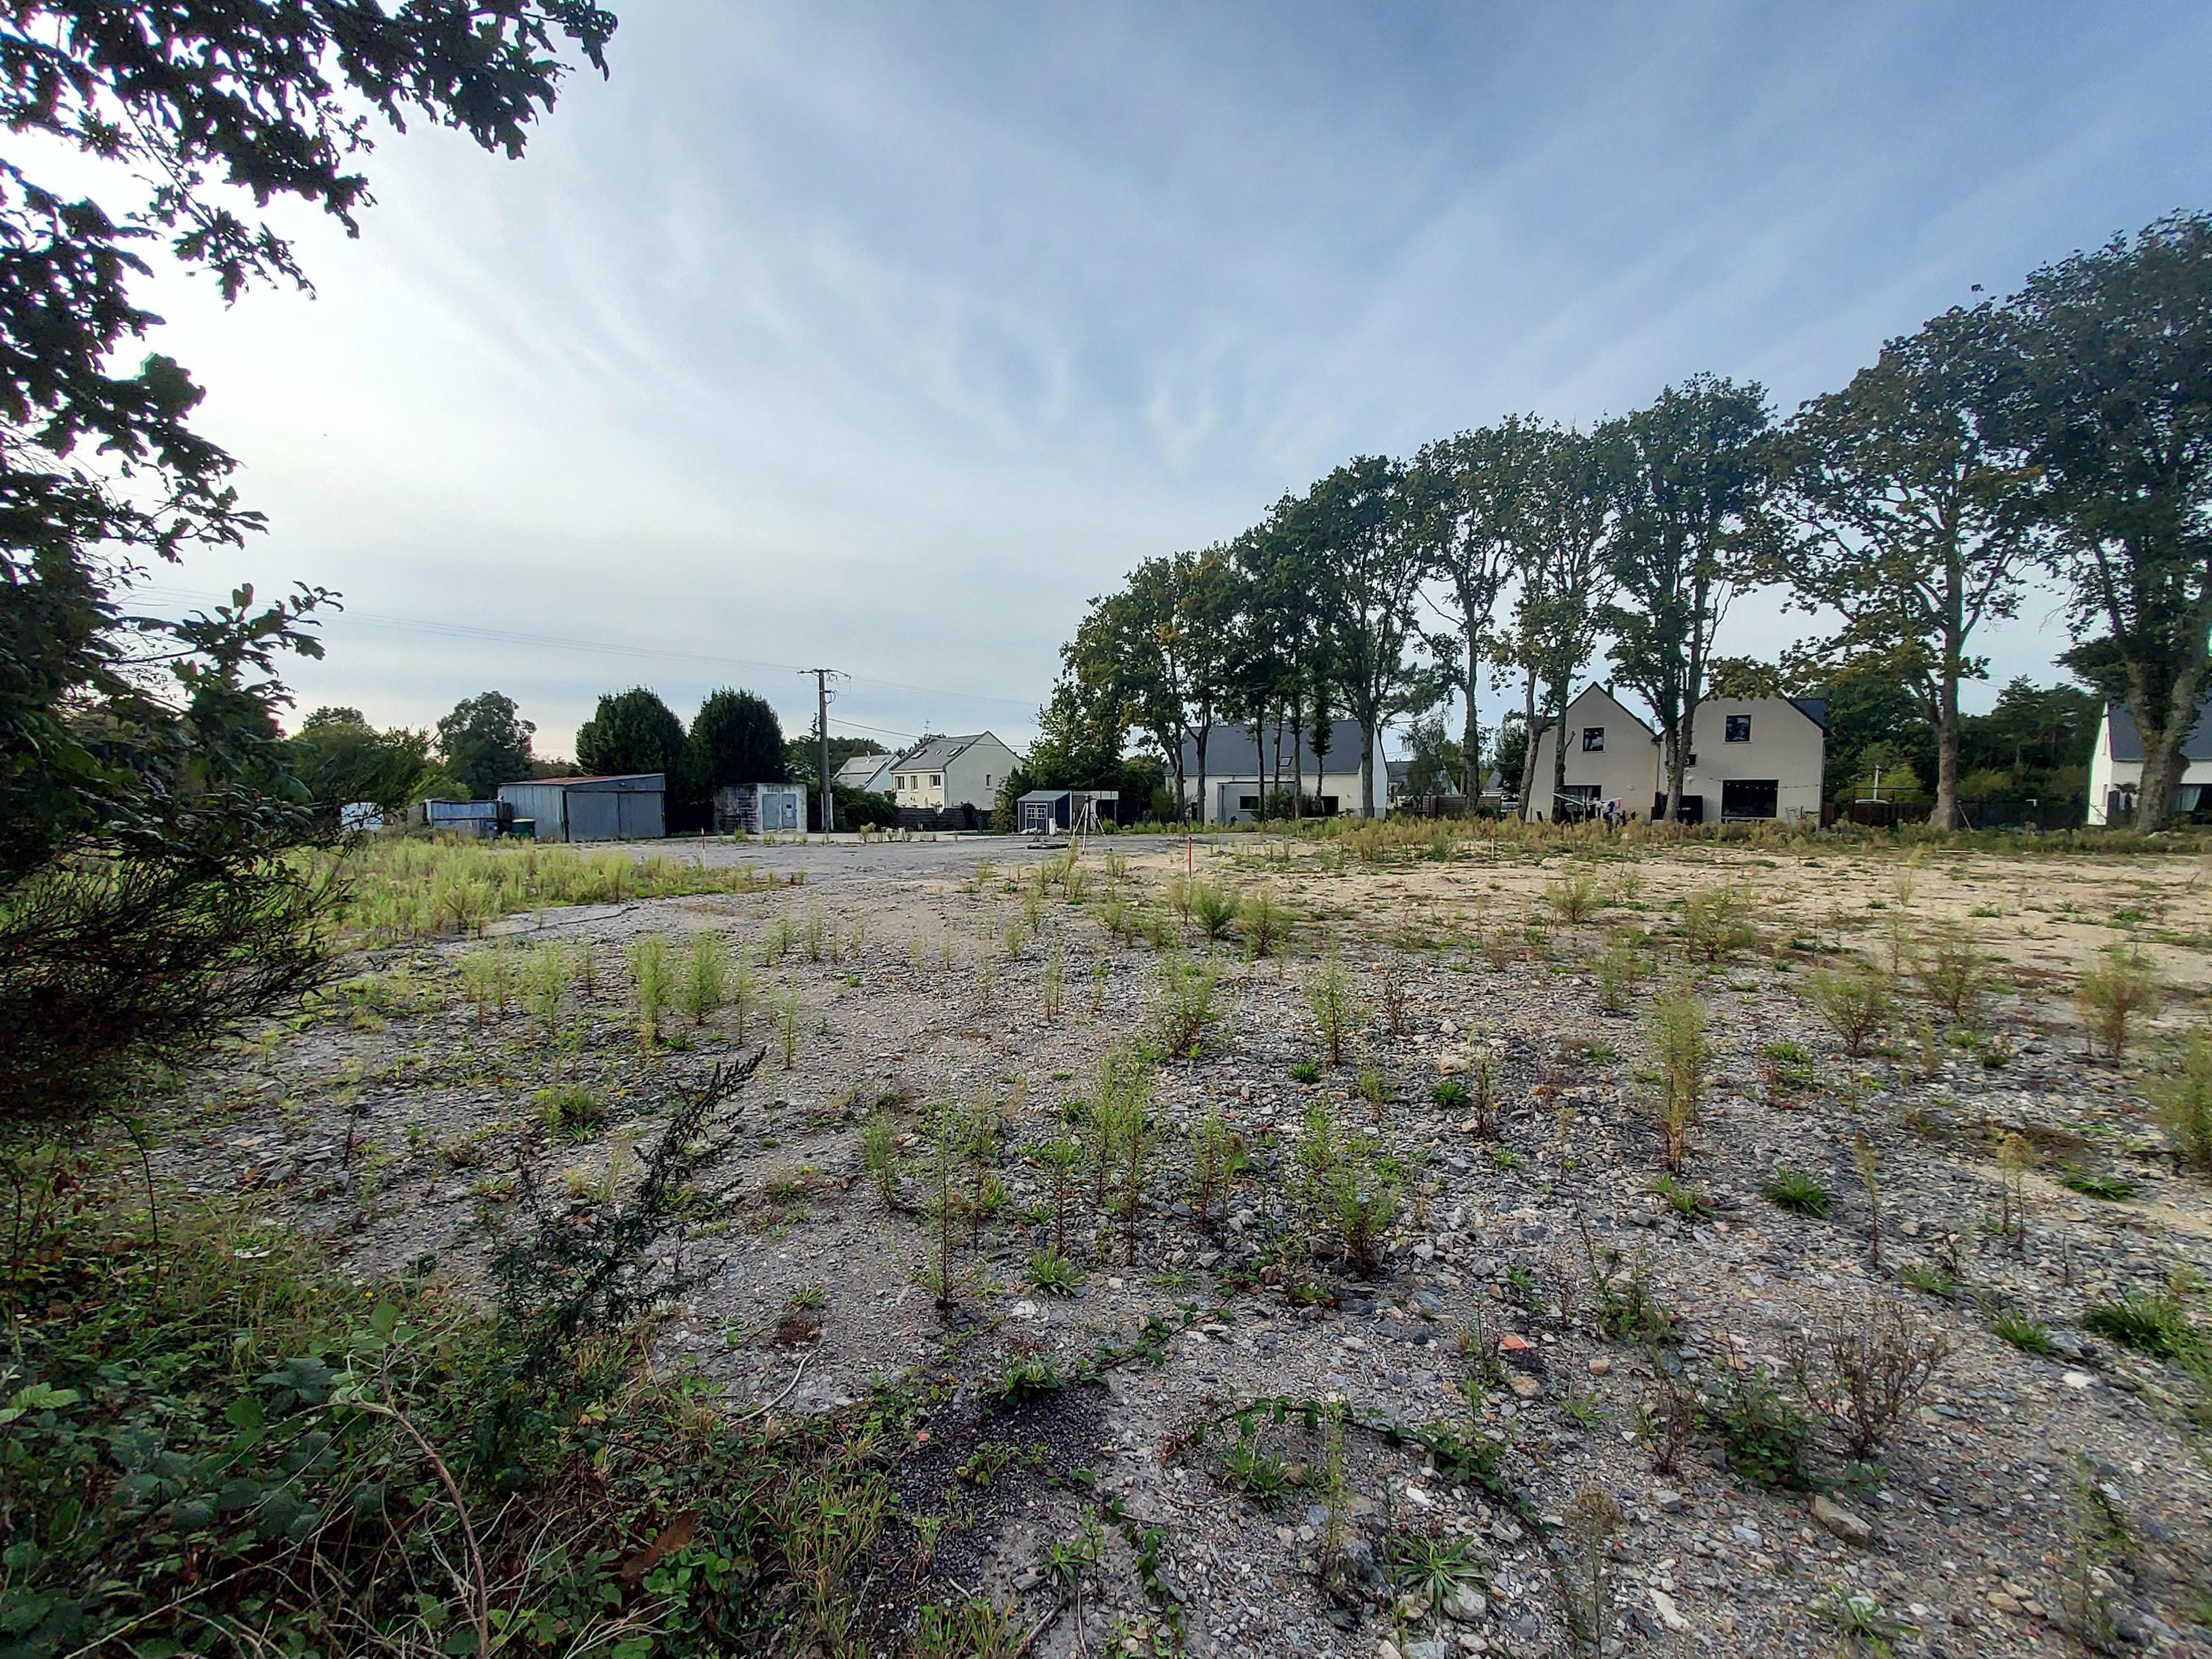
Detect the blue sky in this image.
<box><xmin>136</xmin><ymin>1</ymin><xmax>2212</xmax><ymax>758</ymax></box>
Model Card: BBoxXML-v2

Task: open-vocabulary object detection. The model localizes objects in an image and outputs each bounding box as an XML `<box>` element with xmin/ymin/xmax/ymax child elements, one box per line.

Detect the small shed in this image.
<box><xmin>497</xmin><ymin>774</ymin><xmax>665</xmax><ymax>843</ymax></box>
<box><xmin>419</xmin><ymin>798</ymin><xmax>509</xmax><ymax>838</ymax></box>
<box><xmin>713</xmin><ymin>782</ymin><xmax>805</xmax><ymax>835</ymax></box>
<box><xmin>1017</xmin><ymin>789</ymin><xmax>1118</xmax><ymax>836</ymax></box>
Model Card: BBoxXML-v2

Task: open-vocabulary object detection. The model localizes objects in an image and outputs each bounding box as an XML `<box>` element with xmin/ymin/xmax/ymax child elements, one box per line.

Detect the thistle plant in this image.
<box><xmin>630</xmin><ymin>934</ymin><xmax>672</xmax><ymax>1045</ymax></box>
<box><xmin>682</xmin><ymin>932</ymin><xmax>726</xmax><ymax>1024</ymax></box>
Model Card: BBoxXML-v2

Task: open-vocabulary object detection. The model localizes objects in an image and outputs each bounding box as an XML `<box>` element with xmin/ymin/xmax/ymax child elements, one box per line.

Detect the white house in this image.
<box><xmin>886</xmin><ymin>732</ymin><xmax>1023</xmax><ymax>813</ymax></box>
<box><xmin>1178</xmin><ymin>718</ymin><xmax>1387</xmax><ymax>823</ymax></box>
<box><xmin>1525</xmin><ymin>684</ymin><xmax>1827</xmax><ymax>823</ymax></box>
<box><xmin>834</xmin><ymin>751</ymin><xmax>891</xmax><ymax>792</ymax></box>
<box><xmin>2086</xmin><ymin>701</ymin><xmax>2212</xmax><ymax>825</ymax></box>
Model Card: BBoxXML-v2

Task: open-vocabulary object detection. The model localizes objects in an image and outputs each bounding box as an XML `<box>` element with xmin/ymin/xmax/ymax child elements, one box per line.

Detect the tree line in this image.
<box><xmin>1052</xmin><ymin>211</ymin><xmax>2212</xmax><ymax>830</ymax></box>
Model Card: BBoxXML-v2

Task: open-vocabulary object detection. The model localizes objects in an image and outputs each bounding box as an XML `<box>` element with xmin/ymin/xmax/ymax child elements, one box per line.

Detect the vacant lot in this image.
<box><xmin>164</xmin><ymin>827</ymin><xmax>2212</xmax><ymax>1656</ymax></box>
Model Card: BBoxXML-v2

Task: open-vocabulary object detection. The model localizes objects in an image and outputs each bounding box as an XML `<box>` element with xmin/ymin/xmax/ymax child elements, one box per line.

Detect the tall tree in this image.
<box><xmin>689</xmin><ymin>687</ymin><xmax>786</xmax><ymax>790</ymax></box>
<box><xmin>1510</xmin><ymin>427</ymin><xmax>1616</xmax><ymax>819</ymax></box>
<box><xmin>1412</xmin><ymin>418</ymin><xmax>1546</xmax><ymax>800</ymax></box>
<box><xmin>1777</xmin><ymin>304</ymin><xmax>2041</xmax><ymax>828</ymax></box>
<box><xmin>575</xmin><ymin>687</ymin><xmax>686</xmax><ymax>780</ymax></box>
<box><xmin>1599</xmin><ymin>375</ymin><xmax>1774</xmax><ymax>821</ymax></box>
<box><xmin>436</xmin><ymin>691</ymin><xmax>535</xmax><ymax>799</ymax></box>
<box><xmin>0</xmin><ymin>3</ymin><xmax>613</xmax><ymax>1124</ymax></box>
<box><xmin>1288</xmin><ymin>457</ymin><xmax>1429</xmax><ymax>817</ymax></box>
<box><xmin>2002</xmin><ymin>212</ymin><xmax>2212</xmax><ymax>830</ymax></box>
<box><xmin>289</xmin><ymin>710</ymin><xmax>442</xmax><ymax>815</ymax></box>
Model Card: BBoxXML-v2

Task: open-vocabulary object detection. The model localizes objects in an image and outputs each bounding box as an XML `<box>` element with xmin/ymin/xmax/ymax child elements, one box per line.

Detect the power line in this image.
<box><xmin>124</xmin><ymin>585</ymin><xmax>1037</xmax><ymax>712</ymax></box>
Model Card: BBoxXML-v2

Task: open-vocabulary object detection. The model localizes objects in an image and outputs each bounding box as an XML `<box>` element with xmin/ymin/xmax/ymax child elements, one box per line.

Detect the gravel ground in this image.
<box><xmin>164</xmin><ymin>835</ymin><xmax>2212</xmax><ymax>1657</ymax></box>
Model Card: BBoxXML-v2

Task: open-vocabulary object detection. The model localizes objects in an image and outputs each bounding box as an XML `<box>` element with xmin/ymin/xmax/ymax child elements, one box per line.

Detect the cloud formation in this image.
<box><xmin>136</xmin><ymin>0</ymin><xmax>2212</xmax><ymax>755</ymax></box>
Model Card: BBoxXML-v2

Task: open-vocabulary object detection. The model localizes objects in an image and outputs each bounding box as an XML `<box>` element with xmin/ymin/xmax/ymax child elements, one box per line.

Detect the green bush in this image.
<box><xmin>1698</xmin><ymin>1364</ymin><xmax>1812</xmax><ymax>1490</ymax></box>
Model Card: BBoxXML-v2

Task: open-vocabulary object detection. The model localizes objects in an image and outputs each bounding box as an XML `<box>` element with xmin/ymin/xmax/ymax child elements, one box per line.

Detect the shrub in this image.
<box><xmin>1237</xmin><ymin>887</ymin><xmax>1288</xmax><ymax>958</ymax></box>
<box><xmin>1788</xmin><ymin>1298</ymin><xmax>1952</xmax><ymax>1460</ymax></box>
<box><xmin>1643</xmin><ymin>987</ymin><xmax>1708</xmax><ymax>1174</ymax></box>
<box><xmin>1305</xmin><ymin>958</ymin><xmax>1361</xmax><ymax>1067</ymax></box>
<box><xmin>2075</xmin><ymin>944</ymin><xmax>2163</xmax><ymax>1061</ymax></box>
<box><xmin>682</xmin><ymin>932</ymin><xmax>726</xmax><ymax>1024</ymax></box>
<box><xmin>1802</xmin><ymin>960</ymin><xmax>1893</xmax><ymax>1057</ymax></box>
<box><xmin>2148</xmin><ymin>1029</ymin><xmax>2212</xmax><ymax>1171</ymax></box>
<box><xmin>1546</xmin><ymin>867</ymin><xmax>1603</xmax><ymax>924</ymax></box>
<box><xmin>1681</xmin><ymin>882</ymin><xmax>1756</xmax><ymax>961</ymax></box>
<box><xmin>1764</xmin><ymin>1170</ymin><xmax>1831</xmax><ymax>1218</ymax></box>
<box><xmin>1188</xmin><ymin>881</ymin><xmax>1239</xmax><ymax>941</ymax></box>
<box><xmin>1152</xmin><ymin>954</ymin><xmax>1223</xmax><ymax>1057</ymax></box>
<box><xmin>1914</xmin><ymin>917</ymin><xmax>1989</xmax><ymax>1024</ymax></box>
<box><xmin>630</xmin><ymin>933</ymin><xmax>673</xmax><ymax>1044</ymax></box>
<box><xmin>1699</xmin><ymin>1364</ymin><xmax>1813</xmax><ymax>1490</ymax></box>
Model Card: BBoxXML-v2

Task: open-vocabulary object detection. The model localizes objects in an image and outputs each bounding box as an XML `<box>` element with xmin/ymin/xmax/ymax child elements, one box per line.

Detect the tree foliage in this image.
<box><xmin>288</xmin><ymin>708</ymin><xmax>442</xmax><ymax>815</ymax></box>
<box><xmin>575</xmin><ymin>687</ymin><xmax>685</xmax><ymax>779</ymax></box>
<box><xmin>689</xmin><ymin>687</ymin><xmax>786</xmax><ymax>789</ymax></box>
<box><xmin>435</xmin><ymin>690</ymin><xmax>535</xmax><ymax>800</ymax></box>
<box><xmin>2003</xmin><ymin>211</ymin><xmax>2212</xmax><ymax>830</ymax></box>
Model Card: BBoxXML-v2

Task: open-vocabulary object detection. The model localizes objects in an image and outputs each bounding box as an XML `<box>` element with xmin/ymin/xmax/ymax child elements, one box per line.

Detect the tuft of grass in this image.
<box><xmin>1988</xmin><ymin>1306</ymin><xmax>2054</xmax><ymax>1354</ymax></box>
<box><xmin>2057</xmin><ymin>1164</ymin><xmax>2137</xmax><ymax>1202</ymax></box>
<box><xmin>2083</xmin><ymin>1291</ymin><xmax>2200</xmax><ymax>1361</ymax></box>
<box><xmin>1900</xmin><ymin>1262</ymin><xmax>1957</xmax><ymax>1300</ymax></box>
<box><xmin>1026</xmin><ymin>1246</ymin><xmax>1084</xmax><ymax>1296</ymax></box>
<box><xmin>1763</xmin><ymin>1169</ymin><xmax>1832</xmax><ymax>1218</ymax></box>
<box><xmin>1290</xmin><ymin>1059</ymin><xmax>1322</xmax><ymax>1084</ymax></box>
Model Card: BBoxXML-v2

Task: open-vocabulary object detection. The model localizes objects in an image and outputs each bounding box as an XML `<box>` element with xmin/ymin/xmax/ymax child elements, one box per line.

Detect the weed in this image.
<box><xmin>682</xmin><ymin>931</ymin><xmax>726</xmax><ymax>1024</ymax></box>
<box><xmin>1760</xmin><ymin>1039</ymin><xmax>1818</xmax><ymax>1106</ymax></box>
<box><xmin>1914</xmin><ymin>917</ymin><xmax>1990</xmax><ymax>1024</ymax></box>
<box><xmin>1580</xmin><ymin>1225</ymin><xmax>1678</xmax><ymax>1346</ymax></box>
<box><xmin>2058</xmin><ymin>1164</ymin><xmax>2137</xmax><ymax>1202</ymax></box>
<box><xmin>1355</xmin><ymin>1065</ymin><xmax>1391</xmax><ymax>1115</ymax></box>
<box><xmin>1547</xmin><ymin>867</ymin><xmax>1603</xmax><ymax>924</ymax></box>
<box><xmin>918</xmin><ymin>1101</ymin><xmax>968</xmax><ymax>1311</ymax></box>
<box><xmin>1996</xmin><ymin>1131</ymin><xmax>2032</xmax><ymax>1252</ymax></box>
<box><xmin>1788</xmin><ymin>1298</ymin><xmax>1953</xmax><ymax>1460</ymax></box>
<box><xmin>1378</xmin><ymin>959</ymin><xmax>1408</xmax><ymax>1040</ymax></box>
<box><xmin>2148</xmin><ymin>1028</ymin><xmax>2212</xmax><ymax>1171</ymax></box>
<box><xmin>729</xmin><ymin>956</ymin><xmax>756</xmax><ymax>1042</ymax></box>
<box><xmin>1306</xmin><ymin>958</ymin><xmax>1361</xmax><ymax>1067</ymax></box>
<box><xmin>1384</xmin><ymin>1528</ymin><xmax>1488</xmax><ymax>1615</ymax></box>
<box><xmin>1042</xmin><ymin>944</ymin><xmax>1065</xmax><ymax>1020</ymax></box>
<box><xmin>1700</xmin><ymin>1363</ymin><xmax>1813</xmax><ymax>1490</ymax></box>
<box><xmin>1855</xmin><ymin>1135</ymin><xmax>1885</xmax><ymax>1269</ymax></box>
<box><xmin>2060</xmin><ymin>1458</ymin><xmax>2131</xmax><ymax>1654</ymax></box>
<box><xmin>1803</xmin><ymin>960</ymin><xmax>1894</xmax><ymax>1057</ymax></box>
<box><xmin>1153</xmin><ymin>954</ymin><xmax>1223</xmax><ymax>1058</ymax></box>
<box><xmin>993</xmin><ymin>1353</ymin><xmax>1062</xmax><ymax>1404</ymax></box>
<box><xmin>1218</xmin><ymin>1425</ymin><xmax>1300</xmax><ymax>1507</ymax></box>
<box><xmin>1643</xmin><ymin>986</ymin><xmax>1708</xmax><ymax>1174</ymax></box>
<box><xmin>1765</xmin><ymin>1168</ymin><xmax>1832</xmax><ymax>1218</ymax></box>
<box><xmin>1431</xmin><ymin>1078</ymin><xmax>1468</xmax><ymax>1113</ymax></box>
<box><xmin>775</xmin><ymin>985</ymin><xmax>803</xmax><ymax>1069</ymax></box>
<box><xmin>1189</xmin><ymin>1108</ymin><xmax>1247</xmax><ymax>1233</ymax></box>
<box><xmin>1900</xmin><ymin>1263</ymin><xmax>1957</xmax><ymax>1300</ymax></box>
<box><xmin>630</xmin><ymin>933</ymin><xmax>673</xmax><ymax>1045</ymax></box>
<box><xmin>533</xmin><ymin>1082</ymin><xmax>605</xmax><ymax>1139</ymax></box>
<box><xmin>1647</xmin><ymin>1174</ymin><xmax>1711</xmax><ymax>1221</ymax></box>
<box><xmin>1189</xmin><ymin>880</ymin><xmax>1239</xmax><ymax>941</ymax></box>
<box><xmin>1681</xmin><ymin>881</ymin><xmax>1756</xmax><ymax>961</ymax></box>
<box><xmin>1635</xmin><ymin>1344</ymin><xmax>1699</xmax><ymax>1475</ymax></box>
<box><xmin>1238</xmin><ymin>886</ymin><xmax>1288</xmax><ymax>957</ymax></box>
<box><xmin>524</xmin><ymin>941</ymin><xmax>570</xmax><ymax>1039</ymax></box>
<box><xmin>2075</xmin><ymin>944</ymin><xmax>2163</xmax><ymax>1061</ymax></box>
<box><xmin>1562</xmin><ymin>1487</ymin><xmax>1621</xmax><ymax>1648</ymax></box>
<box><xmin>1986</xmin><ymin>1305</ymin><xmax>2053</xmax><ymax>1354</ymax></box>
<box><xmin>912</xmin><ymin>1599</ymin><xmax>1022</xmax><ymax>1659</ymax></box>
<box><xmin>1811</xmin><ymin>1586</ymin><xmax>1910</xmax><ymax>1658</ymax></box>
<box><xmin>1029</xmin><ymin>1124</ymin><xmax>1085</xmax><ymax>1254</ymax></box>
<box><xmin>861</xmin><ymin>1111</ymin><xmax>899</xmax><ymax>1209</ymax></box>
<box><xmin>1593</xmin><ymin>934</ymin><xmax>1647</xmax><ymax>1015</ymax></box>
<box><xmin>459</xmin><ymin>947</ymin><xmax>514</xmax><ymax>1023</ymax></box>
<box><xmin>1290</xmin><ymin>1059</ymin><xmax>1322</xmax><ymax>1084</ymax></box>
<box><xmin>1027</xmin><ymin>1246</ymin><xmax>1084</xmax><ymax>1296</ymax></box>
<box><xmin>2083</xmin><ymin>1291</ymin><xmax>2200</xmax><ymax>1360</ymax></box>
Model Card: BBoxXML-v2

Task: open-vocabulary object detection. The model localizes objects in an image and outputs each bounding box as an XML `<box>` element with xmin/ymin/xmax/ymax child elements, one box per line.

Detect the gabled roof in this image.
<box><xmin>2104</xmin><ymin>700</ymin><xmax>2212</xmax><ymax>762</ymax></box>
<box><xmin>1788</xmin><ymin>697</ymin><xmax>1829</xmax><ymax>732</ymax></box>
<box><xmin>1180</xmin><ymin>718</ymin><xmax>1368</xmax><ymax>775</ymax></box>
<box><xmin>892</xmin><ymin>732</ymin><xmax>1015</xmax><ymax>773</ymax></box>
<box><xmin>1536</xmin><ymin>684</ymin><xmax>1658</xmax><ymax>741</ymax></box>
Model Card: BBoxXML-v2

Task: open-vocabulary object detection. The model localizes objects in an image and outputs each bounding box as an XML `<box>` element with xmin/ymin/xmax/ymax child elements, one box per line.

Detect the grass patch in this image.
<box><xmin>1763</xmin><ymin>1168</ymin><xmax>1832</xmax><ymax>1218</ymax></box>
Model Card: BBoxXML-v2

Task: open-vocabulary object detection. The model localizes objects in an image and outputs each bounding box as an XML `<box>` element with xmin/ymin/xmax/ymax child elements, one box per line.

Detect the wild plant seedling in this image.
<box><xmin>683</xmin><ymin>932</ymin><xmax>726</xmax><ymax>1024</ymax></box>
<box><xmin>1188</xmin><ymin>1108</ymin><xmax>1246</xmax><ymax>1233</ymax></box>
<box><xmin>776</xmin><ymin>985</ymin><xmax>804</xmax><ymax>1069</ymax></box>
<box><xmin>630</xmin><ymin>934</ymin><xmax>673</xmax><ymax>1046</ymax></box>
<box><xmin>1854</xmin><ymin>1134</ymin><xmax>1884</xmax><ymax>1270</ymax></box>
<box><xmin>1644</xmin><ymin>986</ymin><xmax>1709</xmax><ymax>1174</ymax></box>
<box><xmin>1041</xmin><ymin>944</ymin><xmax>1065</xmax><ymax>1020</ymax></box>
<box><xmin>1306</xmin><ymin>958</ymin><xmax>1360</xmax><ymax>1067</ymax></box>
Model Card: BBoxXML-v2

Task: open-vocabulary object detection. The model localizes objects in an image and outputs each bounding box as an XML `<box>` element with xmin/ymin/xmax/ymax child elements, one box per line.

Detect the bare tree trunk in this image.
<box><xmin>1462</xmin><ymin>628</ymin><xmax>1483</xmax><ymax>801</ymax></box>
<box><xmin>1516</xmin><ymin>666</ymin><xmax>1540</xmax><ymax>820</ymax></box>
<box><xmin>1194</xmin><ymin>729</ymin><xmax>1210</xmax><ymax>827</ymax></box>
<box><xmin>1930</xmin><ymin>675</ymin><xmax>1961</xmax><ymax>831</ymax></box>
<box><xmin>1549</xmin><ymin>680</ymin><xmax>1570</xmax><ymax>821</ymax></box>
<box><xmin>1358</xmin><ymin>712</ymin><xmax>1378</xmax><ymax>818</ymax></box>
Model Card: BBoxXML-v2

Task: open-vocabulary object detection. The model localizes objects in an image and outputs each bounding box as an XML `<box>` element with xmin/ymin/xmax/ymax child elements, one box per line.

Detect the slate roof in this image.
<box><xmin>2104</xmin><ymin>701</ymin><xmax>2212</xmax><ymax>763</ymax></box>
<box><xmin>1179</xmin><ymin>718</ymin><xmax>1369</xmax><ymax>775</ymax></box>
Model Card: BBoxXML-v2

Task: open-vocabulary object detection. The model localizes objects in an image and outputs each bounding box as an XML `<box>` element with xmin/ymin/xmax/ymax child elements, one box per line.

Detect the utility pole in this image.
<box><xmin>803</xmin><ymin>668</ymin><xmax>838</xmax><ymax>834</ymax></box>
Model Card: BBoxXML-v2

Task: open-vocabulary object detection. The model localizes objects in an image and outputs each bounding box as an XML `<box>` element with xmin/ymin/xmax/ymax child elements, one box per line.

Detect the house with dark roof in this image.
<box><xmin>2086</xmin><ymin>701</ymin><xmax>2212</xmax><ymax>825</ymax></box>
<box><xmin>884</xmin><ymin>732</ymin><xmax>1022</xmax><ymax>813</ymax></box>
<box><xmin>1525</xmin><ymin>685</ymin><xmax>1826</xmax><ymax>822</ymax></box>
<box><xmin>1176</xmin><ymin>718</ymin><xmax>1384</xmax><ymax>823</ymax></box>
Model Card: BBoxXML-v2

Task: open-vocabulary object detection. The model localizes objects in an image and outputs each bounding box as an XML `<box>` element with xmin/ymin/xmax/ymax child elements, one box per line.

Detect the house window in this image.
<box><xmin>1581</xmin><ymin>726</ymin><xmax>1605</xmax><ymax>752</ymax></box>
<box><xmin>931</xmin><ymin>774</ymin><xmax>943</xmax><ymax>787</ymax></box>
<box><xmin>1725</xmin><ymin>714</ymin><xmax>1752</xmax><ymax>743</ymax></box>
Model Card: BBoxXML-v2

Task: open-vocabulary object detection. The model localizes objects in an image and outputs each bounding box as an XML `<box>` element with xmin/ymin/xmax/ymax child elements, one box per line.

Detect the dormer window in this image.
<box><xmin>1725</xmin><ymin>715</ymin><xmax>1752</xmax><ymax>743</ymax></box>
<box><xmin>1581</xmin><ymin>726</ymin><xmax>1605</xmax><ymax>752</ymax></box>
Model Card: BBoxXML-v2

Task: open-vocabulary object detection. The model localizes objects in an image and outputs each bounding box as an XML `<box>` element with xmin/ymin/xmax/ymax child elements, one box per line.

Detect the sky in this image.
<box><xmin>127</xmin><ymin>0</ymin><xmax>2212</xmax><ymax>759</ymax></box>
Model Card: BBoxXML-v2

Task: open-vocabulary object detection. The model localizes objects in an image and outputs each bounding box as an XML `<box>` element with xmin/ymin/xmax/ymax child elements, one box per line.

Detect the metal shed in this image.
<box><xmin>712</xmin><ymin>782</ymin><xmax>805</xmax><ymax>835</ymax></box>
<box><xmin>1016</xmin><ymin>789</ymin><xmax>1118</xmax><ymax>836</ymax></box>
<box><xmin>496</xmin><ymin>774</ymin><xmax>665</xmax><ymax>843</ymax></box>
<box><xmin>419</xmin><ymin>798</ymin><xmax>510</xmax><ymax>838</ymax></box>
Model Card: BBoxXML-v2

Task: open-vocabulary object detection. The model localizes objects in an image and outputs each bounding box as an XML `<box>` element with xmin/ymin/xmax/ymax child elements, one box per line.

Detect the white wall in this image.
<box><xmin>945</xmin><ymin>734</ymin><xmax>1023</xmax><ymax>811</ymax></box>
<box><xmin>1524</xmin><ymin>687</ymin><xmax>1661</xmax><ymax>819</ymax></box>
<box><xmin>1683</xmin><ymin>698</ymin><xmax>1826</xmax><ymax>823</ymax></box>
